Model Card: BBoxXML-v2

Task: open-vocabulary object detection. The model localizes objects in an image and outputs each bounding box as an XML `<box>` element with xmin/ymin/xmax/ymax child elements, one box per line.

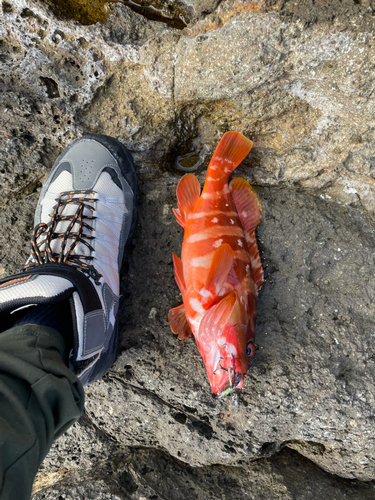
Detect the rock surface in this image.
<box><xmin>1</xmin><ymin>0</ymin><xmax>375</xmax><ymax>497</ymax></box>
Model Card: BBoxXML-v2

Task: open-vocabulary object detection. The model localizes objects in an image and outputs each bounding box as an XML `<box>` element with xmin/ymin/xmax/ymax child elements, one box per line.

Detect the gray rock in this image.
<box><xmin>1</xmin><ymin>0</ymin><xmax>375</xmax><ymax>496</ymax></box>
<box><xmin>84</xmin><ymin>180</ymin><xmax>375</xmax><ymax>480</ymax></box>
<box><xmin>31</xmin><ymin>446</ymin><xmax>375</xmax><ymax>500</ymax></box>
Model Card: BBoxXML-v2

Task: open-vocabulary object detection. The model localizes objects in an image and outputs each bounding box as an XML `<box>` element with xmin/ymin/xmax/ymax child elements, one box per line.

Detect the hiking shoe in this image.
<box><xmin>0</xmin><ymin>134</ymin><xmax>137</xmax><ymax>385</ymax></box>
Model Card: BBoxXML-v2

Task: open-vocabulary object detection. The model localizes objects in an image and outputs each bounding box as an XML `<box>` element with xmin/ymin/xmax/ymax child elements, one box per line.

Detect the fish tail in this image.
<box><xmin>206</xmin><ymin>132</ymin><xmax>253</xmax><ymax>181</ymax></box>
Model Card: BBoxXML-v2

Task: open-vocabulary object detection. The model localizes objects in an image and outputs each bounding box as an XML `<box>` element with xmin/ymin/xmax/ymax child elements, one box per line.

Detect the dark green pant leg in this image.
<box><xmin>0</xmin><ymin>325</ymin><xmax>85</xmax><ymax>500</ymax></box>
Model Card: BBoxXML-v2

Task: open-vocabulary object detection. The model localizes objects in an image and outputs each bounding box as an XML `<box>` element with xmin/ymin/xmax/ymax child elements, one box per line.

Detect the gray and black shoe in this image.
<box><xmin>0</xmin><ymin>134</ymin><xmax>137</xmax><ymax>385</ymax></box>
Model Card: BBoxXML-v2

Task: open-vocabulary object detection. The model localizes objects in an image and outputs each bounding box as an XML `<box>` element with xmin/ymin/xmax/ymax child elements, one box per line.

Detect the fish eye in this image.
<box><xmin>246</xmin><ymin>341</ymin><xmax>254</xmax><ymax>358</ymax></box>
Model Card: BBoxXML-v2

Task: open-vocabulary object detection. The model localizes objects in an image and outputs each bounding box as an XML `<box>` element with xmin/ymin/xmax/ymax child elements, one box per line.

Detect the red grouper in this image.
<box><xmin>169</xmin><ymin>131</ymin><xmax>264</xmax><ymax>396</ymax></box>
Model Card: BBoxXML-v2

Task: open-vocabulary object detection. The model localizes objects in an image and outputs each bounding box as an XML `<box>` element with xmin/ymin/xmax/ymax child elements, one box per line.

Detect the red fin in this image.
<box><xmin>230</xmin><ymin>177</ymin><xmax>262</xmax><ymax>229</ymax></box>
<box><xmin>198</xmin><ymin>291</ymin><xmax>237</xmax><ymax>337</ymax></box>
<box><xmin>172</xmin><ymin>208</ymin><xmax>185</xmax><ymax>228</ymax></box>
<box><xmin>207</xmin><ymin>132</ymin><xmax>253</xmax><ymax>179</ymax></box>
<box><xmin>229</xmin><ymin>177</ymin><xmax>264</xmax><ymax>291</ymax></box>
<box><xmin>173</xmin><ymin>254</ymin><xmax>186</xmax><ymax>294</ymax></box>
<box><xmin>203</xmin><ymin>244</ymin><xmax>234</xmax><ymax>304</ymax></box>
<box><xmin>168</xmin><ymin>304</ymin><xmax>193</xmax><ymax>340</ymax></box>
<box><xmin>175</xmin><ymin>174</ymin><xmax>200</xmax><ymax>224</ymax></box>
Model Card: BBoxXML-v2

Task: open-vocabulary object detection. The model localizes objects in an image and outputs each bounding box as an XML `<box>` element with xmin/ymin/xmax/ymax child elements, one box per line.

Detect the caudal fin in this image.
<box><xmin>207</xmin><ymin>132</ymin><xmax>253</xmax><ymax>179</ymax></box>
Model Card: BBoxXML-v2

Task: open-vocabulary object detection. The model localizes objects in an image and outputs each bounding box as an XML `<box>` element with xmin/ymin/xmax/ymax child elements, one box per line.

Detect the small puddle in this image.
<box><xmin>175</xmin><ymin>145</ymin><xmax>209</xmax><ymax>173</ymax></box>
<box><xmin>41</xmin><ymin>0</ymin><xmax>189</xmax><ymax>28</ymax></box>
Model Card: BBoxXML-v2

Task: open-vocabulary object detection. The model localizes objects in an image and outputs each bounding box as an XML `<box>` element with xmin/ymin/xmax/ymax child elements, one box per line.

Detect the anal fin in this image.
<box><xmin>168</xmin><ymin>304</ymin><xmax>193</xmax><ymax>340</ymax></box>
<box><xmin>229</xmin><ymin>177</ymin><xmax>264</xmax><ymax>291</ymax></box>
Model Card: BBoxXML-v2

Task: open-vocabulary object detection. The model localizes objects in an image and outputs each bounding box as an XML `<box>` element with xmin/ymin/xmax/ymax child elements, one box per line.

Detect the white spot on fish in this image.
<box><xmin>211</xmin><ymin>217</ymin><xmax>218</xmax><ymax>223</ymax></box>
<box><xmin>213</xmin><ymin>239</ymin><xmax>223</xmax><ymax>248</ymax></box>
<box><xmin>191</xmin><ymin>210</ymin><xmax>237</xmax><ymax>219</ymax></box>
<box><xmin>191</xmin><ymin>254</ymin><xmax>213</xmax><ymax>268</ymax></box>
<box><xmin>238</xmin><ymin>239</ymin><xmax>243</xmax><ymax>247</ymax></box>
<box><xmin>246</xmin><ymin>264</ymin><xmax>250</xmax><ymax>275</ymax></box>
<box><xmin>200</xmin><ymin>288</ymin><xmax>212</xmax><ymax>298</ymax></box>
<box><xmin>188</xmin><ymin>227</ymin><xmax>242</xmax><ymax>243</ymax></box>
<box><xmin>226</xmin><ymin>204</ymin><xmax>229</xmax><ymax>207</ymax></box>
<box><xmin>242</xmin><ymin>210</ymin><xmax>248</xmax><ymax>217</ymax></box>
<box><xmin>230</xmin><ymin>219</ymin><xmax>234</xmax><ymax>224</ymax></box>
<box><xmin>189</xmin><ymin>298</ymin><xmax>205</xmax><ymax>314</ymax></box>
<box><xmin>189</xmin><ymin>315</ymin><xmax>202</xmax><ymax>333</ymax></box>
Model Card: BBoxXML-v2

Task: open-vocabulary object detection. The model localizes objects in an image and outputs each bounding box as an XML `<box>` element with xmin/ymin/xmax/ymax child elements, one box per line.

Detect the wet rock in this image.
<box><xmin>1</xmin><ymin>0</ymin><xmax>375</xmax><ymax>496</ymax></box>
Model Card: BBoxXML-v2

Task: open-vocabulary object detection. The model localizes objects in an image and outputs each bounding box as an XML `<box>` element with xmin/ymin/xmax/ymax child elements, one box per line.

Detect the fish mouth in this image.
<box><xmin>212</xmin><ymin>348</ymin><xmax>247</xmax><ymax>396</ymax></box>
<box><xmin>215</xmin><ymin>362</ymin><xmax>244</xmax><ymax>397</ymax></box>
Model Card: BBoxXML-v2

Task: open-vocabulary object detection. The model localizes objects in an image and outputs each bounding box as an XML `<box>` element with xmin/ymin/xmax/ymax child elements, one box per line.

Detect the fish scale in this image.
<box><xmin>169</xmin><ymin>132</ymin><xmax>264</xmax><ymax>395</ymax></box>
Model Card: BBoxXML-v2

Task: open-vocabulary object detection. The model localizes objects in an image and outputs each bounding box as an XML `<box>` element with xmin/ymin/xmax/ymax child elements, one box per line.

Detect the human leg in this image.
<box><xmin>0</xmin><ymin>324</ymin><xmax>83</xmax><ymax>500</ymax></box>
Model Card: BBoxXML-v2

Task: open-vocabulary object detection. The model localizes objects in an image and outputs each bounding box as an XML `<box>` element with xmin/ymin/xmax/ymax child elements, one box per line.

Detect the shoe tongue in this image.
<box><xmin>0</xmin><ymin>274</ymin><xmax>75</xmax><ymax>312</ymax></box>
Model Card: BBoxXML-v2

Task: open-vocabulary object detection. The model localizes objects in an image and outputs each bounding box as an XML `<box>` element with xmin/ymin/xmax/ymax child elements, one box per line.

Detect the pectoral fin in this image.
<box><xmin>168</xmin><ymin>304</ymin><xmax>193</xmax><ymax>340</ymax></box>
<box><xmin>198</xmin><ymin>291</ymin><xmax>237</xmax><ymax>338</ymax></box>
<box><xmin>202</xmin><ymin>244</ymin><xmax>234</xmax><ymax>306</ymax></box>
<box><xmin>229</xmin><ymin>177</ymin><xmax>264</xmax><ymax>291</ymax></box>
<box><xmin>174</xmin><ymin>174</ymin><xmax>201</xmax><ymax>227</ymax></box>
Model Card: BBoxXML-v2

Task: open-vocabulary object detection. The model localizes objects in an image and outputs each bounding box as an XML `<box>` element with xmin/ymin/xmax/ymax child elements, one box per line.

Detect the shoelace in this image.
<box><xmin>22</xmin><ymin>190</ymin><xmax>103</xmax><ymax>284</ymax></box>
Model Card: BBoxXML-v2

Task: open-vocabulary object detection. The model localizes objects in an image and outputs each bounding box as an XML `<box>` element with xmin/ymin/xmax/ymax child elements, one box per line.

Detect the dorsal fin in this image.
<box><xmin>201</xmin><ymin>244</ymin><xmax>234</xmax><ymax>307</ymax></box>
<box><xmin>229</xmin><ymin>177</ymin><xmax>264</xmax><ymax>292</ymax></box>
<box><xmin>206</xmin><ymin>132</ymin><xmax>253</xmax><ymax>180</ymax></box>
<box><xmin>173</xmin><ymin>254</ymin><xmax>186</xmax><ymax>294</ymax></box>
<box><xmin>175</xmin><ymin>174</ymin><xmax>200</xmax><ymax>226</ymax></box>
<box><xmin>168</xmin><ymin>304</ymin><xmax>193</xmax><ymax>340</ymax></box>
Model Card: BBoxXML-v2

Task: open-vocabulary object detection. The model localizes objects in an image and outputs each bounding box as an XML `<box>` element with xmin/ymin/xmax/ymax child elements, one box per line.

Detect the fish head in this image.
<box><xmin>197</xmin><ymin>291</ymin><xmax>255</xmax><ymax>396</ymax></box>
<box><xmin>212</xmin><ymin>323</ymin><xmax>255</xmax><ymax>396</ymax></box>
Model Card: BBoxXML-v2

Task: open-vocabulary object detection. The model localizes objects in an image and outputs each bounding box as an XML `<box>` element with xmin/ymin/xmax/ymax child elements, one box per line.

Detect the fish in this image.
<box><xmin>168</xmin><ymin>131</ymin><xmax>264</xmax><ymax>396</ymax></box>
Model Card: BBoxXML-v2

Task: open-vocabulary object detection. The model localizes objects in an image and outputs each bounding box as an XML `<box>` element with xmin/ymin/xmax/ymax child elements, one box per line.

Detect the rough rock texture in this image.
<box><xmin>1</xmin><ymin>0</ymin><xmax>375</xmax><ymax>497</ymax></box>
